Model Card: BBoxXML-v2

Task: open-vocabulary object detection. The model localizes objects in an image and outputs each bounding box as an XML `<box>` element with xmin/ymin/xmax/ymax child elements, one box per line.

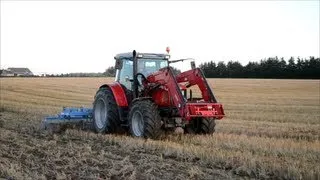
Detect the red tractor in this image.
<box><xmin>92</xmin><ymin>50</ymin><xmax>225</xmax><ymax>139</ymax></box>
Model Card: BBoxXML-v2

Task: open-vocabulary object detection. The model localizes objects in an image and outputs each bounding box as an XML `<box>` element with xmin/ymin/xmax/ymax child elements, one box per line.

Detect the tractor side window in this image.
<box><xmin>119</xmin><ymin>60</ymin><xmax>133</xmax><ymax>90</ymax></box>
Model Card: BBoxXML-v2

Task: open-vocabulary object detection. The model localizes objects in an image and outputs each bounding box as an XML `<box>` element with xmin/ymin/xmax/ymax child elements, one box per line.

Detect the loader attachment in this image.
<box><xmin>186</xmin><ymin>103</ymin><xmax>224</xmax><ymax>119</ymax></box>
<box><xmin>176</xmin><ymin>68</ymin><xmax>225</xmax><ymax>120</ymax></box>
<box><xmin>146</xmin><ymin>67</ymin><xmax>225</xmax><ymax>121</ymax></box>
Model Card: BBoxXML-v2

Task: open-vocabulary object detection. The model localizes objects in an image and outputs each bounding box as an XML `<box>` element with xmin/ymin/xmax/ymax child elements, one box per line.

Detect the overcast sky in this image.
<box><xmin>1</xmin><ymin>1</ymin><xmax>319</xmax><ymax>74</ymax></box>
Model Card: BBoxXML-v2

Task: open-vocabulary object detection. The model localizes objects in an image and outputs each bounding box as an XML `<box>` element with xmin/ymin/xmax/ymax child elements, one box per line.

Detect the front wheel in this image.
<box><xmin>92</xmin><ymin>87</ymin><xmax>119</xmax><ymax>133</ymax></box>
<box><xmin>128</xmin><ymin>99</ymin><xmax>162</xmax><ymax>139</ymax></box>
<box><xmin>185</xmin><ymin>118</ymin><xmax>216</xmax><ymax>134</ymax></box>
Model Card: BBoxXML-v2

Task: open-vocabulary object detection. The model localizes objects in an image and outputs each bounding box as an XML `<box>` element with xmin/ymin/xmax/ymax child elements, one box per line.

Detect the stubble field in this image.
<box><xmin>0</xmin><ymin>77</ymin><xmax>319</xmax><ymax>179</ymax></box>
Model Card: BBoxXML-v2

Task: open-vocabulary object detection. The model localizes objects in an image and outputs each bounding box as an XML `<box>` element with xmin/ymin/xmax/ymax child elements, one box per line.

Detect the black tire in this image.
<box><xmin>128</xmin><ymin>99</ymin><xmax>162</xmax><ymax>139</ymax></box>
<box><xmin>185</xmin><ymin>118</ymin><xmax>216</xmax><ymax>134</ymax></box>
<box><xmin>92</xmin><ymin>87</ymin><xmax>119</xmax><ymax>133</ymax></box>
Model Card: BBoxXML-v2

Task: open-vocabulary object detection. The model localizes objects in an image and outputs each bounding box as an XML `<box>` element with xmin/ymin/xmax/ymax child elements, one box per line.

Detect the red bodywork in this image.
<box><xmin>109</xmin><ymin>82</ymin><xmax>128</xmax><ymax>107</ymax></box>
<box><xmin>108</xmin><ymin>67</ymin><xmax>224</xmax><ymax>121</ymax></box>
<box><xmin>152</xmin><ymin>88</ymin><xmax>171</xmax><ymax>107</ymax></box>
<box><xmin>146</xmin><ymin>67</ymin><xmax>225</xmax><ymax>121</ymax></box>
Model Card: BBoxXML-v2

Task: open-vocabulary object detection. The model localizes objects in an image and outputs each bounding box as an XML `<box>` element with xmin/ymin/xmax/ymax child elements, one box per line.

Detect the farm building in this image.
<box><xmin>0</xmin><ymin>69</ymin><xmax>15</xmax><ymax>76</ymax></box>
<box><xmin>0</xmin><ymin>68</ymin><xmax>33</xmax><ymax>77</ymax></box>
<box><xmin>8</xmin><ymin>67</ymin><xmax>33</xmax><ymax>76</ymax></box>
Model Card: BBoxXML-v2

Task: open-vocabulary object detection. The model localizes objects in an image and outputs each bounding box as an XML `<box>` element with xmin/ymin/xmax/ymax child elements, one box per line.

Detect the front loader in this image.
<box><xmin>42</xmin><ymin>49</ymin><xmax>225</xmax><ymax>139</ymax></box>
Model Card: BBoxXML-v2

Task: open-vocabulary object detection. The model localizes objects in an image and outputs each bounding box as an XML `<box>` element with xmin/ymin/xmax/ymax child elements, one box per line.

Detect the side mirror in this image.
<box><xmin>191</xmin><ymin>61</ymin><xmax>196</xmax><ymax>69</ymax></box>
<box><xmin>115</xmin><ymin>58</ymin><xmax>123</xmax><ymax>69</ymax></box>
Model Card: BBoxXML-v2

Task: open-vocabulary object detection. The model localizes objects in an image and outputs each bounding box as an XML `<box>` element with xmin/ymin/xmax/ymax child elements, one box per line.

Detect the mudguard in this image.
<box><xmin>99</xmin><ymin>82</ymin><xmax>128</xmax><ymax>107</ymax></box>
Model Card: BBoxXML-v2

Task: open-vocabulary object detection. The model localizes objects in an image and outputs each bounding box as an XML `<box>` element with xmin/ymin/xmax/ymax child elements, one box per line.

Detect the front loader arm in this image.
<box><xmin>146</xmin><ymin>67</ymin><xmax>225</xmax><ymax>120</ymax></box>
<box><xmin>146</xmin><ymin>67</ymin><xmax>188</xmax><ymax>117</ymax></box>
<box><xmin>175</xmin><ymin>68</ymin><xmax>217</xmax><ymax>103</ymax></box>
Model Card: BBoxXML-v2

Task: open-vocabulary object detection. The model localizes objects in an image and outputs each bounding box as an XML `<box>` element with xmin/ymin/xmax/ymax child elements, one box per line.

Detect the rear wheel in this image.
<box><xmin>128</xmin><ymin>99</ymin><xmax>162</xmax><ymax>139</ymax></box>
<box><xmin>185</xmin><ymin>118</ymin><xmax>216</xmax><ymax>134</ymax></box>
<box><xmin>92</xmin><ymin>87</ymin><xmax>119</xmax><ymax>133</ymax></box>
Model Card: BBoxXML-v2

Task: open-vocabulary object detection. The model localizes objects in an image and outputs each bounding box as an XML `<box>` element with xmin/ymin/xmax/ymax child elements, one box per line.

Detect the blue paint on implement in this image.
<box><xmin>42</xmin><ymin>107</ymin><xmax>93</xmax><ymax>127</ymax></box>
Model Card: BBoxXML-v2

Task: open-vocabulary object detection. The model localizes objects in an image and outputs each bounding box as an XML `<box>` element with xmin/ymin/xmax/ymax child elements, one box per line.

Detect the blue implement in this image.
<box><xmin>42</xmin><ymin>107</ymin><xmax>93</xmax><ymax>129</ymax></box>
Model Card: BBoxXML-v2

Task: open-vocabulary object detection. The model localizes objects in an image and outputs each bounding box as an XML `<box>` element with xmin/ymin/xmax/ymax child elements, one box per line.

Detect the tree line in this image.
<box><xmin>2</xmin><ymin>56</ymin><xmax>318</xmax><ymax>79</ymax></box>
<box><xmin>44</xmin><ymin>72</ymin><xmax>104</xmax><ymax>77</ymax></box>
<box><xmin>199</xmin><ymin>56</ymin><xmax>320</xmax><ymax>79</ymax></box>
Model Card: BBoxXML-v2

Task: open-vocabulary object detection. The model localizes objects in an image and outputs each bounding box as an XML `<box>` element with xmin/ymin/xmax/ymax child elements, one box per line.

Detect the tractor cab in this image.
<box><xmin>114</xmin><ymin>52</ymin><xmax>170</xmax><ymax>90</ymax></box>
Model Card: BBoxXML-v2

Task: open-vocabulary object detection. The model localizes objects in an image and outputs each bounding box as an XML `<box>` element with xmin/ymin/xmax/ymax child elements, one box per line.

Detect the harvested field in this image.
<box><xmin>0</xmin><ymin>77</ymin><xmax>319</xmax><ymax>179</ymax></box>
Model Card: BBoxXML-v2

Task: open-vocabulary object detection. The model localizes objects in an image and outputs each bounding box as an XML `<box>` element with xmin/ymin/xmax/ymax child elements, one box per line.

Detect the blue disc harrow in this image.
<box><xmin>41</xmin><ymin>107</ymin><xmax>93</xmax><ymax>132</ymax></box>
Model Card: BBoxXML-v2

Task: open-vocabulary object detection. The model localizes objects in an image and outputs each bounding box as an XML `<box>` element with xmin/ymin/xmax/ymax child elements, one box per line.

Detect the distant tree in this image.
<box><xmin>286</xmin><ymin>57</ymin><xmax>296</xmax><ymax>78</ymax></box>
<box><xmin>216</xmin><ymin>61</ymin><xmax>228</xmax><ymax>78</ymax></box>
<box><xmin>171</xmin><ymin>66</ymin><xmax>181</xmax><ymax>75</ymax></box>
<box><xmin>227</xmin><ymin>61</ymin><xmax>243</xmax><ymax>78</ymax></box>
<box><xmin>103</xmin><ymin>66</ymin><xmax>116</xmax><ymax>77</ymax></box>
<box><xmin>303</xmin><ymin>56</ymin><xmax>320</xmax><ymax>78</ymax></box>
<box><xmin>244</xmin><ymin>61</ymin><xmax>260</xmax><ymax>78</ymax></box>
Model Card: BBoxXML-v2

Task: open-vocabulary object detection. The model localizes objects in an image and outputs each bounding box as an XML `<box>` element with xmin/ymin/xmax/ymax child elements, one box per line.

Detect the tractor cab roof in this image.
<box><xmin>114</xmin><ymin>52</ymin><xmax>170</xmax><ymax>61</ymax></box>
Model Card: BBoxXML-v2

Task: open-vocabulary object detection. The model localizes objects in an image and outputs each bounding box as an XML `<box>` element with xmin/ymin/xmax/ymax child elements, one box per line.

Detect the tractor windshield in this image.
<box><xmin>137</xmin><ymin>59</ymin><xmax>168</xmax><ymax>77</ymax></box>
<box><xmin>117</xmin><ymin>58</ymin><xmax>168</xmax><ymax>90</ymax></box>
